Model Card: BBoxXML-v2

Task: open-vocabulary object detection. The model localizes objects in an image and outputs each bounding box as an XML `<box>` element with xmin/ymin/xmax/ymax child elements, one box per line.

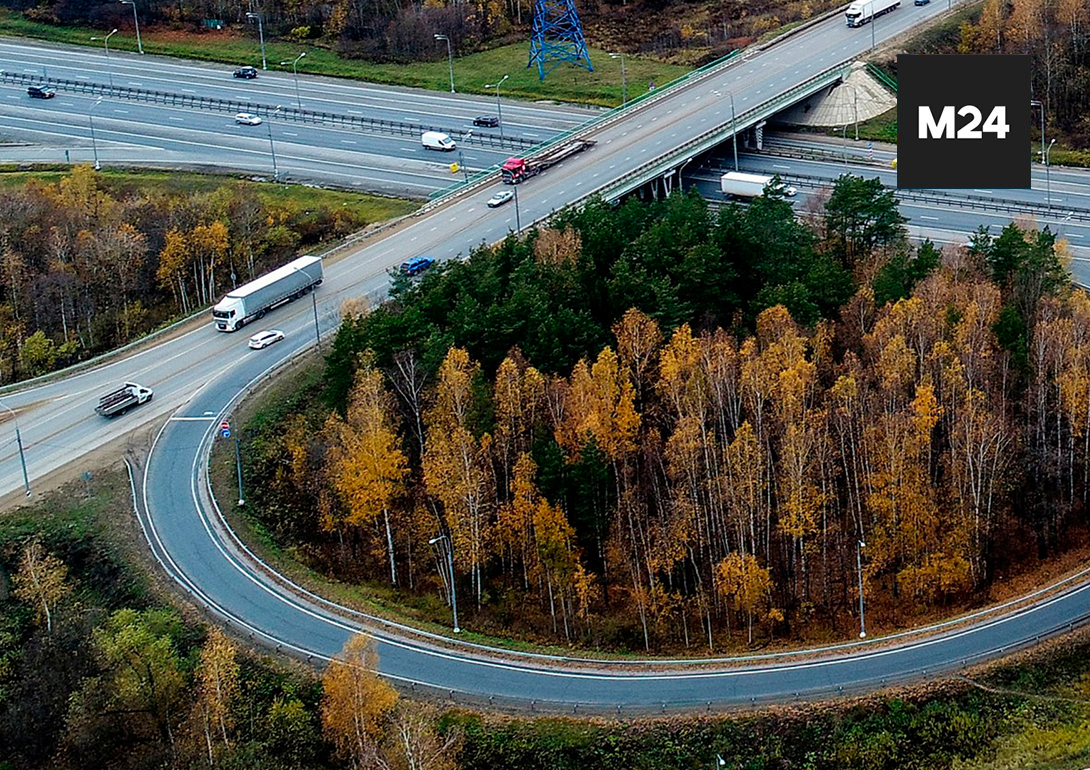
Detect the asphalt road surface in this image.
<box><xmin>7</xmin><ymin>0</ymin><xmax>1090</xmax><ymax>711</ymax></box>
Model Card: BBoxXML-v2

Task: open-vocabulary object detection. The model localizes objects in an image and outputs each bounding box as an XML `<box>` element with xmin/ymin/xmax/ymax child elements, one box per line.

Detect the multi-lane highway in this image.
<box><xmin>7</xmin><ymin>0</ymin><xmax>1090</xmax><ymax>712</ymax></box>
<box><xmin>0</xmin><ymin>38</ymin><xmax>593</xmax><ymax>194</ymax></box>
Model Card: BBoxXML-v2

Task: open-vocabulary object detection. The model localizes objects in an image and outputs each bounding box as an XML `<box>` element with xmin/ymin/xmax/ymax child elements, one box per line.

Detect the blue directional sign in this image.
<box><xmin>221</xmin><ymin>420</ymin><xmax>231</xmax><ymax>438</ymax></box>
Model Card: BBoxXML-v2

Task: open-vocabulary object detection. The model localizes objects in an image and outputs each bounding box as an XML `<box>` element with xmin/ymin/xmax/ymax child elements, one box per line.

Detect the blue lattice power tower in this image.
<box><xmin>528</xmin><ymin>0</ymin><xmax>594</xmax><ymax>81</ymax></box>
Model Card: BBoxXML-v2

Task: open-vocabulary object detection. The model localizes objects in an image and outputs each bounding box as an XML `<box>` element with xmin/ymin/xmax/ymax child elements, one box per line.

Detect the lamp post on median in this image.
<box><xmin>0</xmin><ymin>398</ymin><xmax>31</xmax><ymax>497</ymax></box>
<box><xmin>89</xmin><ymin>98</ymin><xmax>104</xmax><ymax>170</ymax></box>
<box><xmin>485</xmin><ymin>74</ymin><xmax>509</xmax><ymax>141</ymax></box>
<box><xmin>457</xmin><ymin>129</ymin><xmax>472</xmax><ymax>183</ymax></box>
<box><xmin>1045</xmin><ymin>138</ymin><xmax>1056</xmax><ymax>211</ymax></box>
<box><xmin>841</xmin><ymin>124</ymin><xmax>849</xmax><ymax>168</ymax></box>
<box><xmin>266</xmin><ymin>105</ymin><xmax>281</xmax><ymax>181</ymax></box>
<box><xmin>429</xmin><ymin>534</ymin><xmax>460</xmax><ymax>633</ymax></box>
<box><xmin>857</xmin><ymin>539</ymin><xmax>867</xmax><ymax>639</ymax></box>
<box><xmin>246</xmin><ymin>12</ymin><xmax>267</xmax><ymax>70</ymax></box>
<box><xmin>91</xmin><ymin>29</ymin><xmax>118</xmax><ymax>88</ymax></box>
<box><xmin>120</xmin><ymin>0</ymin><xmax>143</xmax><ymax>54</ymax></box>
<box><xmin>280</xmin><ymin>52</ymin><xmax>306</xmax><ymax>111</ymax></box>
<box><xmin>853</xmin><ymin>84</ymin><xmax>859</xmax><ymax>141</ymax></box>
<box><xmin>434</xmin><ymin>34</ymin><xmax>455</xmax><ymax>93</ymax></box>
<box><xmin>609</xmin><ymin>52</ymin><xmax>626</xmax><ymax>107</ymax></box>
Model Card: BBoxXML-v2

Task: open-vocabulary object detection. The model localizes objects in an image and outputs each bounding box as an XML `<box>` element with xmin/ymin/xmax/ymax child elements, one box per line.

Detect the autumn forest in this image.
<box><xmin>242</xmin><ymin>179</ymin><xmax>1080</xmax><ymax>653</ymax></box>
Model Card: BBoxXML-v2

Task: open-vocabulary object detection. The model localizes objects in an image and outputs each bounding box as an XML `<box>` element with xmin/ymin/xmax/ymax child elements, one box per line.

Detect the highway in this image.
<box><xmin>0</xmin><ymin>38</ymin><xmax>593</xmax><ymax>195</ymax></box>
<box><xmin>7</xmin><ymin>0</ymin><xmax>1090</xmax><ymax>711</ymax></box>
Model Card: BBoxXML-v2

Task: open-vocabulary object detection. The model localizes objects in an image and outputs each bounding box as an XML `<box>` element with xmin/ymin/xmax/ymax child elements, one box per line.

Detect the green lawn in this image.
<box><xmin>0</xmin><ymin>10</ymin><xmax>689</xmax><ymax>107</ymax></box>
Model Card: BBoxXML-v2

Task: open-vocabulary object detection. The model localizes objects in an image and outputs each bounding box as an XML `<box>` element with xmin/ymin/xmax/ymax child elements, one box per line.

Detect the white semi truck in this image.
<box><xmin>845</xmin><ymin>0</ymin><xmax>899</xmax><ymax>27</ymax></box>
<box><xmin>212</xmin><ymin>255</ymin><xmax>323</xmax><ymax>332</ymax></box>
<box><xmin>720</xmin><ymin>172</ymin><xmax>797</xmax><ymax>199</ymax></box>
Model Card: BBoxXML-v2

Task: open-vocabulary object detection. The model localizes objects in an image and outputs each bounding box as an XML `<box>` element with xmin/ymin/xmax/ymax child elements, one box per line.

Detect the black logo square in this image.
<box><xmin>897</xmin><ymin>55</ymin><xmax>1030</xmax><ymax>189</ymax></box>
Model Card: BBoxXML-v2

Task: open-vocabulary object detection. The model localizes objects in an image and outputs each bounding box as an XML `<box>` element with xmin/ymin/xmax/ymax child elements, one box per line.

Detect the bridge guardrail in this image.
<box><xmin>0</xmin><ymin>70</ymin><xmax>535</xmax><ymax>152</ymax></box>
<box><xmin>588</xmin><ymin>61</ymin><xmax>853</xmax><ymax>204</ymax></box>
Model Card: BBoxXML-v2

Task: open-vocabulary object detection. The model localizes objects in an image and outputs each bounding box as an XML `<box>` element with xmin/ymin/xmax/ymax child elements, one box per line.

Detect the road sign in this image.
<box><xmin>221</xmin><ymin>420</ymin><xmax>231</xmax><ymax>438</ymax></box>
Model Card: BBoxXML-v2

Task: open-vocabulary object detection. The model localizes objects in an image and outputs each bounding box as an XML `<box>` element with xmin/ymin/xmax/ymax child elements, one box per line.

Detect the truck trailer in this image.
<box><xmin>845</xmin><ymin>0</ymin><xmax>899</xmax><ymax>26</ymax></box>
<box><xmin>501</xmin><ymin>139</ymin><xmax>597</xmax><ymax>184</ymax></box>
<box><xmin>212</xmin><ymin>256</ymin><xmax>323</xmax><ymax>332</ymax></box>
<box><xmin>720</xmin><ymin>172</ymin><xmax>797</xmax><ymax>199</ymax></box>
<box><xmin>95</xmin><ymin>382</ymin><xmax>153</xmax><ymax>417</ymax></box>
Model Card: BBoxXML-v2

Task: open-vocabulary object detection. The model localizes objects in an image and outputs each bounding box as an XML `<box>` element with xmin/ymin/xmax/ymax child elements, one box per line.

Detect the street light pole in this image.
<box><xmin>457</xmin><ymin>129</ymin><xmax>472</xmax><ymax>183</ymax></box>
<box><xmin>120</xmin><ymin>0</ymin><xmax>143</xmax><ymax>54</ymax></box>
<box><xmin>610</xmin><ymin>52</ymin><xmax>626</xmax><ymax>107</ymax></box>
<box><xmin>429</xmin><ymin>535</ymin><xmax>460</xmax><ymax>633</ymax></box>
<box><xmin>0</xmin><ymin>398</ymin><xmax>31</xmax><ymax>497</ymax></box>
<box><xmin>246</xmin><ymin>12</ymin><xmax>267</xmax><ymax>70</ymax></box>
<box><xmin>89</xmin><ymin>98</ymin><xmax>104</xmax><ymax>170</ymax></box>
<box><xmin>280</xmin><ymin>52</ymin><xmax>306</xmax><ymax>111</ymax></box>
<box><xmin>266</xmin><ymin>105</ymin><xmax>280</xmax><ymax>180</ymax></box>
<box><xmin>486</xmin><ymin>74</ymin><xmax>508</xmax><ymax>140</ymax></box>
<box><xmin>434</xmin><ymin>34</ymin><xmax>455</xmax><ymax>93</ymax></box>
<box><xmin>512</xmin><ymin>182</ymin><xmax>522</xmax><ymax>234</ymax></box>
<box><xmin>841</xmin><ymin>124</ymin><xmax>849</xmax><ymax>168</ymax></box>
<box><xmin>853</xmin><ymin>85</ymin><xmax>859</xmax><ymax>141</ymax></box>
<box><xmin>857</xmin><ymin>540</ymin><xmax>867</xmax><ymax>639</ymax></box>
<box><xmin>729</xmin><ymin>91</ymin><xmax>738</xmax><ymax>172</ymax></box>
<box><xmin>233</xmin><ymin>427</ymin><xmax>245</xmax><ymax>506</ymax></box>
<box><xmin>91</xmin><ymin>29</ymin><xmax>118</xmax><ymax>88</ymax></box>
<box><xmin>1031</xmin><ymin>100</ymin><xmax>1045</xmax><ymax>162</ymax></box>
<box><xmin>1045</xmin><ymin>138</ymin><xmax>1056</xmax><ymax>211</ymax></box>
<box><xmin>287</xmin><ymin>244</ymin><xmax>322</xmax><ymax>350</ymax></box>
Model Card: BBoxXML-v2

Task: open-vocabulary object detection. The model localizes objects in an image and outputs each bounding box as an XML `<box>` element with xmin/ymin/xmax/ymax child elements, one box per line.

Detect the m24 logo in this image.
<box><xmin>917</xmin><ymin>106</ymin><xmax>1010</xmax><ymax>140</ymax></box>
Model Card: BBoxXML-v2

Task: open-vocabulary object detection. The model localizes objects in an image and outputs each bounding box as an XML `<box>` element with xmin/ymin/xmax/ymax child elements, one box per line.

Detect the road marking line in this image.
<box><xmin>170</xmin><ymin>416</ymin><xmax>217</xmax><ymax>421</ymax></box>
<box><xmin>920</xmin><ymin>215</ymin><xmax>939</xmax><ymax>221</ymax></box>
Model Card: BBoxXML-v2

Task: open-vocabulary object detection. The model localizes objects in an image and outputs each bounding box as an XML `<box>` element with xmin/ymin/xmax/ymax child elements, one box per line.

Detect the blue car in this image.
<box><xmin>400</xmin><ymin>257</ymin><xmax>435</xmax><ymax>277</ymax></box>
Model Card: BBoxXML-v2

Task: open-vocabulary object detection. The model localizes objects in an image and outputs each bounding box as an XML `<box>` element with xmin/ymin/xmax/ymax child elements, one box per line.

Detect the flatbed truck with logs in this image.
<box><xmin>501</xmin><ymin>139</ymin><xmax>597</xmax><ymax>184</ymax></box>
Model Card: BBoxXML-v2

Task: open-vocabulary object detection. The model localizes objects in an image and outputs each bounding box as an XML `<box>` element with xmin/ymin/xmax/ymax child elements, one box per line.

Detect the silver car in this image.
<box><xmin>235</xmin><ymin>112</ymin><xmax>263</xmax><ymax>126</ymax></box>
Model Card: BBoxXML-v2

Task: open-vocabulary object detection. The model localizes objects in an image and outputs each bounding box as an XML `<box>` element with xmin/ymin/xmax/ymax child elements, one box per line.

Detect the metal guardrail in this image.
<box><xmin>0</xmin><ymin>70</ymin><xmax>535</xmax><ymax>152</ymax></box>
<box><xmin>865</xmin><ymin>62</ymin><xmax>898</xmax><ymax>92</ymax></box>
<box><xmin>591</xmin><ymin>61</ymin><xmax>854</xmax><ymax>203</ymax></box>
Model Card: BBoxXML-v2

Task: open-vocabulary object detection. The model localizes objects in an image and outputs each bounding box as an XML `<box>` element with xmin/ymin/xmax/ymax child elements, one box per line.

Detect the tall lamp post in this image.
<box><xmin>0</xmin><ymin>398</ymin><xmax>31</xmax><ymax>497</ymax></box>
<box><xmin>853</xmin><ymin>84</ymin><xmax>859</xmax><ymax>141</ymax></box>
<box><xmin>434</xmin><ymin>34</ymin><xmax>455</xmax><ymax>93</ymax></box>
<box><xmin>1045</xmin><ymin>138</ymin><xmax>1056</xmax><ymax>211</ymax></box>
<box><xmin>120</xmin><ymin>0</ymin><xmax>143</xmax><ymax>54</ymax></box>
<box><xmin>1030</xmin><ymin>100</ymin><xmax>1045</xmax><ymax>162</ymax></box>
<box><xmin>280</xmin><ymin>52</ymin><xmax>306</xmax><ymax>111</ymax></box>
<box><xmin>512</xmin><ymin>182</ymin><xmax>522</xmax><ymax>234</ymax></box>
<box><xmin>728</xmin><ymin>91</ymin><xmax>738</xmax><ymax>171</ymax></box>
<box><xmin>89</xmin><ymin>98</ymin><xmax>104</xmax><ymax>170</ymax></box>
<box><xmin>289</xmin><ymin>257</ymin><xmax>322</xmax><ymax>350</ymax></box>
<box><xmin>429</xmin><ymin>534</ymin><xmax>460</xmax><ymax>633</ymax></box>
<box><xmin>485</xmin><ymin>74</ymin><xmax>509</xmax><ymax>140</ymax></box>
<box><xmin>856</xmin><ymin>539</ymin><xmax>867</xmax><ymax>639</ymax></box>
<box><xmin>456</xmin><ymin>129</ymin><xmax>472</xmax><ymax>183</ymax></box>
<box><xmin>609</xmin><ymin>52</ymin><xmax>626</xmax><ymax>107</ymax></box>
<box><xmin>266</xmin><ymin>105</ymin><xmax>281</xmax><ymax>181</ymax></box>
<box><xmin>90</xmin><ymin>29</ymin><xmax>118</xmax><ymax>87</ymax></box>
<box><xmin>841</xmin><ymin>124</ymin><xmax>850</xmax><ymax>168</ymax></box>
<box><xmin>246</xmin><ymin>12</ymin><xmax>267</xmax><ymax>70</ymax></box>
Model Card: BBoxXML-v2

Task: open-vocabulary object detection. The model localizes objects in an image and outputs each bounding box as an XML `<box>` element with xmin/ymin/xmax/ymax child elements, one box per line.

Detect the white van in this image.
<box><xmin>422</xmin><ymin>131</ymin><xmax>456</xmax><ymax>151</ymax></box>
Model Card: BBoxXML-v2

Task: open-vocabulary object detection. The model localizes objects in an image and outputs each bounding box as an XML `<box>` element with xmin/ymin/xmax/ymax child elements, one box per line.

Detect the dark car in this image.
<box><xmin>233</xmin><ymin>66</ymin><xmax>259</xmax><ymax>79</ymax></box>
<box><xmin>27</xmin><ymin>86</ymin><xmax>56</xmax><ymax>99</ymax></box>
<box><xmin>400</xmin><ymin>257</ymin><xmax>435</xmax><ymax>277</ymax></box>
<box><xmin>913</xmin><ymin>0</ymin><xmax>930</xmax><ymax>5</ymax></box>
<box><xmin>473</xmin><ymin>115</ymin><xmax>500</xmax><ymax>127</ymax></box>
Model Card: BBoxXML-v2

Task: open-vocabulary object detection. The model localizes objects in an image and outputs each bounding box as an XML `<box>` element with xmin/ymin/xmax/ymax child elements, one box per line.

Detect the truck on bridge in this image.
<box><xmin>720</xmin><ymin>171</ymin><xmax>797</xmax><ymax>199</ymax></box>
<box><xmin>95</xmin><ymin>382</ymin><xmax>154</xmax><ymax>417</ymax></box>
<box><xmin>845</xmin><ymin>0</ymin><xmax>899</xmax><ymax>26</ymax></box>
<box><xmin>501</xmin><ymin>139</ymin><xmax>596</xmax><ymax>184</ymax></box>
<box><xmin>212</xmin><ymin>255</ymin><xmax>323</xmax><ymax>332</ymax></box>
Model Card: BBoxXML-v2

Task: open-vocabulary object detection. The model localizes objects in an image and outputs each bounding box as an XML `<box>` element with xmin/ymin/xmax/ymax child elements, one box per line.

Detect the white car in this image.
<box><xmin>487</xmin><ymin>190</ymin><xmax>514</xmax><ymax>208</ymax></box>
<box><xmin>248</xmin><ymin>329</ymin><xmax>285</xmax><ymax>349</ymax></box>
<box><xmin>235</xmin><ymin>112</ymin><xmax>263</xmax><ymax>126</ymax></box>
